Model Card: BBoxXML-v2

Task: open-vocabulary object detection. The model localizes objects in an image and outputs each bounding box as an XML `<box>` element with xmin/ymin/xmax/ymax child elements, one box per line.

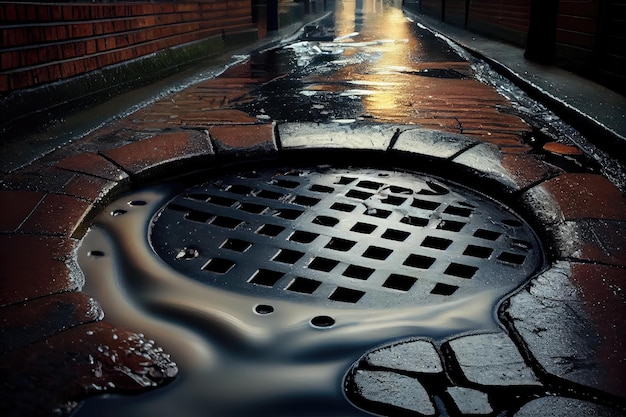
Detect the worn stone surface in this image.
<box><xmin>209</xmin><ymin>123</ymin><xmax>277</xmax><ymax>155</ymax></box>
<box><xmin>513</xmin><ymin>396</ymin><xmax>623</xmax><ymax>417</ymax></box>
<box><xmin>55</xmin><ymin>152</ymin><xmax>129</xmax><ymax>181</ymax></box>
<box><xmin>278</xmin><ymin>122</ymin><xmax>397</xmax><ymax>150</ymax></box>
<box><xmin>60</xmin><ymin>173</ymin><xmax>119</xmax><ymax>203</ymax></box>
<box><xmin>392</xmin><ymin>128</ymin><xmax>477</xmax><ymax>159</ymax></box>
<box><xmin>364</xmin><ymin>339</ymin><xmax>443</xmax><ymax>374</ymax></box>
<box><xmin>18</xmin><ymin>193</ymin><xmax>92</xmax><ymax>236</ymax></box>
<box><xmin>0</xmin><ymin>190</ymin><xmax>44</xmax><ymax>232</ymax></box>
<box><xmin>567</xmin><ymin>219</ymin><xmax>626</xmax><ymax>267</ymax></box>
<box><xmin>353</xmin><ymin>369</ymin><xmax>435</xmax><ymax>415</ymax></box>
<box><xmin>448</xmin><ymin>332</ymin><xmax>541</xmax><ymax>386</ymax></box>
<box><xmin>446</xmin><ymin>386</ymin><xmax>493</xmax><ymax>415</ymax></box>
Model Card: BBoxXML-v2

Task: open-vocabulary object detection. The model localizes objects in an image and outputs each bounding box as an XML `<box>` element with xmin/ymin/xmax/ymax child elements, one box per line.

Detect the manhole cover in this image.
<box><xmin>150</xmin><ymin>167</ymin><xmax>542</xmax><ymax>309</ymax></box>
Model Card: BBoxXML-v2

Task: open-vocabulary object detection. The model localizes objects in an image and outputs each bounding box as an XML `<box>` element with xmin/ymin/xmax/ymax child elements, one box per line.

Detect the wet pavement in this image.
<box><xmin>1</xmin><ymin>1</ymin><xmax>625</xmax><ymax>416</ymax></box>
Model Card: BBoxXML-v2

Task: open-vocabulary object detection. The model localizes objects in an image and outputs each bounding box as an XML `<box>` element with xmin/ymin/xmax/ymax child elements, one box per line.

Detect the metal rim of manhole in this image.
<box><xmin>148</xmin><ymin>165</ymin><xmax>545</xmax><ymax>311</ymax></box>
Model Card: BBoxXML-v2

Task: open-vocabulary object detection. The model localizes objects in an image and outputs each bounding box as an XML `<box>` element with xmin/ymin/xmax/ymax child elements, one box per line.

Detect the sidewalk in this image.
<box><xmin>1</xmin><ymin>7</ymin><xmax>625</xmax><ymax>417</ymax></box>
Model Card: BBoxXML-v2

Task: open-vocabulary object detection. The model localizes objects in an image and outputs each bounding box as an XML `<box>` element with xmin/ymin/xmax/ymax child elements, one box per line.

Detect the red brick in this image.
<box><xmin>61</xmin><ymin>174</ymin><xmax>118</xmax><ymax>203</ymax></box>
<box><xmin>10</xmin><ymin>71</ymin><xmax>33</xmax><ymax>90</ymax></box>
<box><xmin>0</xmin><ymin>235</ymin><xmax>77</xmax><ymax>306</ymax></box>
<box><xmin>0</xmin><ymin>74</ymin><xmax>9</xmax><ymax>92</ymax></box>
<box><xmin>209</xmin><ymin>124</ymin><xmax>276</xmax><ymax>152</ymax></box>
<box><xmin>0</xmin><ymin>190</ymin><xmax>45</xmax><ymax>232</ymax></box>
<box><xmin>0</xmin><ymin>292</ymin><xmax>103</xmax><ymax>354</ymax></box>
<box><xmin>569</xmin><ymin>219</ymin><xmax>626</xmax><ymax>267</ymax></box>
<box><xmin>539</xmin><ymin>173</ymin><xmax>626</xmax><ymax>220</ymax></box>
<box><xmin>19</xmin><ymin>193</ymin><xmax>92</xmax><ymax>236</ymax></box>
<box><xmin>180</xmin><ymin>109</ymin><xmax>258</xmax><ymax>127</ymax></box>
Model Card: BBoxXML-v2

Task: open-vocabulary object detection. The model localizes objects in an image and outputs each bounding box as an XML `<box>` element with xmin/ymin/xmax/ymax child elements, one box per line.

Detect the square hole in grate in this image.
<box><xmin>421</xmin><ymin>236</ymin><xmax>453</xmax><ymax>250</ymax></box>
<box><xmin>412</xmin><ymin>199</ymin><xmax>440</xmax><ymax>210</ymax></box>
<box><xmin>289</xmin><ymin>230</ymin><xmax>319</xmax><ymax>243</ymax></box>
<box><xmin>273</xmin><ymin>179</ymin><xmax>300</xmax><ymax>189</ymax></box>
<box><xmin>437</xmin><ymin>220</ymin><xmax>466</xmax><ymax>232</ymax></box>
<box><xmin>346</xmin><ymin>189</ymin><xmax>374</xmax><ymax>200</ymax></box>
<box><xmin>308</xmin><ymin>257</ymin><xmax>339</xmax><ymax>272</ymax></box>
<box><xmin>357</xmin><ymin>180</ymin><xmax>383</xmax><ymax>190</ymax></box>
<box><xmin>238</xmin><ymin>202</ymin><xmax>267</xmax><ymax>214</ymax></box>
<box><xmin>325</xmin><ymin>238</ymin><xmax>356</xmax><ymax>251</ymax></box>
<box><xmin>474</xmin><ymin>229</ymin><xmax>502</xmax><ymax>241</ymax></box>
<box><xmin>444</xmin><ymin>205</ymin><xmax>473</xmax><ymax>217</ymax></box>
<box><xmin>365</xmin><ymin>208</ymin><xmax>392</xmax><ymax>219</ymax></box>
<box><xmin>383</xmin><ymin>274</ymin><xmax>417</xmax><ymax>291</ymax></box>
<box><xmin>430</xmin><ymin>283</ymin><xmax>458</xmax><ymax>296</ymax></box>
<box><xmin>227</xmin><ymin>184</ymin><xmax>254</xmax><ymax>195</ymax></box>
<box><xmin>343</xmin><ymin>265</ymin><xmax>375</xmax><ymax>280</ymax></box>
<box><xmin>257</xmin><ymin>224</ymin><xmax>285</xmax><ymax>236</ymax></box>
<box><xmin>286</xmin><ymin>277</ymin><xmax>321</xmax><ymax>294</ymax></box>
<box><xmin>310</xmin><ymin>184</ymin><xmax>334</xmax><ymax>193</ymax></box>
<box><xmin>249</xmin><ymin>269</ymin><xmax>284</xmax><ymax>287</ymax></box>
<box><xmin>273</xmin><ymin>249</ymin><xmax>305</xmax><ymax>264</ymax></box>
<box><xmin>351</xmin><ymin>222</ymin><xmax>377</xmax><ymax>234</ymax></box>
<box><xmin>331</xmin><ymin>202</ymin><xmax>356</xmax><ymax>212</ymax></box>
<box><xmin>293</xmin><ymin>195</ymin><xmax>321</xmax><ymax>207</ymax></box>
<box><xmin>329</xmin><ymin>287</ymin><xmax>365</xmax><ymax>303</ymax></box>
<box><xmin>275</xmin><ymin>208</ymin><xmax>304</xmax><ymax>220</ymax></box>
<box><xmin>444</xmin><ymin>263</ymin><xmax>478</xmax><ymax>279</ymax></box>
<box><xmin>313</xmin><ymin>216</ymin><xmax>340</xmax><ymax>227</ymax></box>
<box><xmin>202</xmin><ymin>258</ymin><xmax>235</xmax><ymax>274</ymax></box>
<box><xmin>221</xmin><ymin>238</ymin><xmax>252</xmax><ymax>252</ymax></box>
<box><xmin>401</xmin><ymin>216</ymin><xmax>429</xmax><ymax>227</ymax></box>
<box><xmin>363</xmin><ymin>246</ymin><xmax>393</xmax><ymax>260</ymax></box>
<box><xmin>463</xmin><ymin>245</ymin><xmax>493</xmax><ymax>259</ymax></box>
<box><xmin>381</xmin><ymin>196</ymin><xmax>407</xmax><ymax>206</ymax></box>
<box><xmin>497</xmin><ymin>252</ymin><xmax>526</xmax><ymax>265</ymax></box>
<box><xmin>211</xmin><ymin>216</ymin><xmax>243</xmax><ymax>229</ymax></box>
<box><xmin>389</xmin><ymin>186</ymin><xmax>413</xmax><ymax>194</ymax></box>
<box><xmin>404</xmin><ymin>254</ymin><xmax>436</xmax><ymax>269</ymax></box>
<box><xmin>207</xmin><ymin>195</ymin><xmax>237</xmax><ymax>207</ymax></box>
<box><xmin>185</xmin><ymin>210</ymin><xmax>213</xmax><ymax>223</ymax></box>
<box><xmin>257</xmin><ymin>189</ymin><xmax>285</xmax><ymax>200</ymax></box>
<box><xmin>335</xmin><ymin>176</ymin><xmax>357</xmax><ymax>185</ymax></box>
<box><xmin>381</xmin><ymin>228</ymin><xmax>410</xmax><ymax>242</ymax></box>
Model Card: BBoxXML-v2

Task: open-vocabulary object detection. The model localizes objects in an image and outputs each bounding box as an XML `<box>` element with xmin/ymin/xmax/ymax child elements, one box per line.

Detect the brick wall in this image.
<box><xmin>0</xmin><ymin>1</ymin><xmax>256</xmax><ymax>93</ymax></box>
<box><xmin>466</xmin><ymin>0</ymin><xmax>531</xmax><ymax>46</ymax></box>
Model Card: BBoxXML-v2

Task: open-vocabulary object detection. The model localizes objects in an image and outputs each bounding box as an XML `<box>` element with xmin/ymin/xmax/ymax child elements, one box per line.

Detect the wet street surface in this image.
<box><xmin>1</xmin><ymin>1</ymin><xmax>625</xmax><ymax>417</ymax></box>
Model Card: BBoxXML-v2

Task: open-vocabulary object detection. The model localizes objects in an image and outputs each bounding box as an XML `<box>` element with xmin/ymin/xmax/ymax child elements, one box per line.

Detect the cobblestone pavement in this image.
<box><xmin>1</xmin><ymin>6</ymin><xmax>625</xmax><ymax>417</ymax></box>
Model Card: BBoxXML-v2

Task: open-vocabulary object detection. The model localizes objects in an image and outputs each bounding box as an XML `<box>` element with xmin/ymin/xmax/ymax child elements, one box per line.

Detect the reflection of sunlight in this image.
<box><xmin>335</xmin><ymin>0</ymin><xmax>356</xmax><ymax>37</ymax></box>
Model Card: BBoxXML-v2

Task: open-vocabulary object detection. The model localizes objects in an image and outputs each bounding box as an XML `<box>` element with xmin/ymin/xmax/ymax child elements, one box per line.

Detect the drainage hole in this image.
<box><xmin>128</xmin><ymin>200</ymin><xmax>147</xmax><ymax>206</ymax></box>
<box><xmin>310</xmin><ymin>315</ymin><xmax>335</xmax><ymax>328</ymax></box>
<box><xmin>254</xmin><ymin>304</ymin><xmax>274</xmax><ymax>315</ymax></box>
<box><xmin>88</xmin><ymin>250</ymin><xmax>106</xmax><ymax>257</ymax></box>
<box><xmin>111</xmin><ymin>209</ymin><xmax>127</xmax><ymax>216</ymax></box>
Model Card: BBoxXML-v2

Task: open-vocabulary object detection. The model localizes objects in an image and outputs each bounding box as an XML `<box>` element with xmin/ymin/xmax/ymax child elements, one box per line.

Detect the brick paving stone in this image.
<box><xmin>363</xmin><ymin>339</ymin><xmax>443</xmax><ymax>374</ymax></box>
<box><xmin>0</xmin><ymin>166</ymin><xmax>75</xmax><ymax>194</ymax></box>
<box><xmin>278</xmin><ymin>122</ymin><xmax>397</xmax><ymax>150</ymax></box>
<box><xmin>567</xmin><ymin>219</ymin><xmax>626</xmax><ymax>267</ymax></box>
<box><xmin>447</xmin><ymin>332</ymin><xmax>542</xmax><ymax>387</ymax></box>
<box><xmin>0</xmin><ymin>235</ymin><xmax>80</xmax><ymax>306</ymax></box>
<box><xmin>100</xmin><ymin>130</ymin><xmax>213</xmax><ymax>177</ymax></box>
<box><xmin>542</xmin><ymin>142</ymin><xmax>583</xmax><ymax>156</ymax></box>
<box><xmin>513</xmin><ymin>396</ymin><xmax>623</xmax><ymax>417</ymax></box>
<box><xmin>18</xmin><ymin>192</ymin><xmax>92</xmax><ymax>236</ymax></box>
<box><xmin>60</xmin><ymin>173</ymin><xmax>119</xmax><ymax>203</ymax></box>
<box><xmin>179</xmin><ymin>109</ymin><xmax>258</xmax><ymax>127</ymax></box>
<box><xmin>210</xmin><ymin>123</ymin><xmax>277</xmax><ymax>154</ymax></box>
<box><xmin>0</xmin><ymin>321</ymin><xmax>177</xmax><ymax>417</ymax></box>
<box><xmin>0</xmin><ymin>190</ymin><xmax>44</xmax><ymax>232</ymax></box>
<box><xmin>446</xmin><ymin>386</ymin><xmax>493</xmax><ymax>415</ymax></box>
<box><xmin>352</xmin><ymin>369</ymin><xmax>435</xmax><ymax>415</ymax></box>
<box><xmin>391</xmin><ymin>128</ymin><xmax>478</xmax><ymax>159</ymax></box>
<box><xmin>55</xmin><ymin>152</ymin><xmax>129</xmax><ymax>181</ymax></box>
<box><xmin>0</xmin><ymin>292</ymin><xmax>103</xmax><ymax>354</ymax></box>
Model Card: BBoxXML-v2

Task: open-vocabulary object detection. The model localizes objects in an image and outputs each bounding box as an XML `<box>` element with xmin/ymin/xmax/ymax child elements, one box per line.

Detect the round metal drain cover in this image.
<box><xmin>150</xmin><ymin>167</ymin><xmax>543</xmax><ymax>309</ymax></box>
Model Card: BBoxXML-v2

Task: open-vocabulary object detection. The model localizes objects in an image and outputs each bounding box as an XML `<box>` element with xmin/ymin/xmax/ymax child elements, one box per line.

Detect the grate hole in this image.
<box><xmin>365</xmin><ymin>208</ymin><xmax>392</xmax><ymax>219</ymax></box>
<box><xmin>330</xmin><ymin>202</ymin><xmax>356</xmax><ymax>212</ymax></box>
<box><xmin>437</xmin><ymin>220</ymin><xmax>465</xmax><ymax>232</ymax></box>
<box><xmin>88</xmin><ymin>250</ymin><xmax>106</xmax><ymax>257</ymax></box>
<box><xmin>335</xmin><ymin>176</ymin><xmax>356</xmax><ymax>185</ymax></box>
<box><xmin>257</xmin><ymin>224</ymin><xmax>285</xmax><ymax>236</ymax></box>
<box><xmin>421</xmin><ymin>236</ymin><xmax>453</xmax><ymax>250</ymax></box>
<box><xmin>351</xmin><ymin>222</ymin><xmax>377</xmax><ymax>234</ymax></box>
<box><xmin>404</xmin><ymin>254</ymin><xmax>436</xmax><ymax>269</ymax></box>
<box><xmin>474</xmin><ymin>229</ymin><xmax>502</xmax><ymax>241</ymax></box>
<box><xmin>272</xmin><ymin>179</ymin><xmax>300</xmax><ymax>188</ymax></box>
<box><xmin>412</xmin><ymin>199</ymin><xmax>440</xmax><ymax>210</ymax></box>
<box><xmin>343</xmin><ymin>265</ymin><xmax>375</xmax><ymax>280</ymax></box>
<box><xmin>128</xmin><ymin>200</ymin><xmax>147</xmax><ymax>206</ymax></box>
<box><xmin>221</xmin><ymin>238</ymin><xmax>252</xmax><ymax>252</ymax></box>
<box><xmin>238</xmin><ymin>202</ymin><xmax>267</xmax><ymax>214</ymax></box>
<box><xmin>444</xmin><ymin>205</ymin><xmax>473</xmax><ymax>217</ymax></box>
<box><xmin>185</xmin><ymin>210</ymin><xmax>212</xmax><ymax>223</ymax></box>
<box><xmin>273</xmin><ymin>249</ymin><xmax>305</xmax><ymax>264</ymax></box>
<box><xmin>325</xmin><ymin>238</ymin><xmax>356</xmax><ymax>252</ymax></box>
<box><xmin>388</xmin><ymin>186</ymin><xmax>413</xmax><ymax>194</ymax></box>
<box><xmin>293</xmin><ymin>195</ymin><xmax>321</xmax><ymax>206</ymax></box>
<box><xmin>275</xmin><ymin>208</ymin><xmax>304</xmax><ymax>220</ymax></box>
<box><xmin>329</xmin><ymin>287</ymin><xmax>365</xmax><ymax>303</ymax></box>
<box><xmin>111</xmin><ymin>209</ymin><xmax>127</xmax><ymax>216</ymax></box>
<box><xmin>357</xmin><ymin>180</ymin><xmax>384</xmax><ymax>190</ymax></box>
<box><xmin>381</xmin><ymin>196</ymin><xmax>407</xmax><ymax>206</ymax></box>
<box><xmin>249</xmin><ymin>269</ymin><xmax>284</xmax><ymax>287</ymax></box>
<box><xmin>381</xmin><ymin>228</ymin><xmax>410</xmax><ymax>242</ymax></box>
<box><xmin>286</xmin><ymin>277</ymin><xmax>321</xmax><ymax>294</ymax></box>
<box><xmin>310</xmin><ymin>184</ymin><xmax>334</xmax><ymax>193</ymax></box>
<box><xmin>431</xmin><ymin>283</ymin><xmax>458</xmax><ymax>296</ymax></box>
<box><xmin>227</xmin><ymin>184</ymin><xmax>254</xmax><ymax>195</ymax></box>
<box><xmin>401</xmin><ymin>216</ymin><xmax>429</xmax><ymax>227</ymax></box>
<box><xmin>444</xmin><ymin>263</ymin><xmax>478</xmax><ymax>279</ymax></box>
<box><xmin>211</xmin><ymin>216</ymin><xmax>243</xmax><ymax>229</ymax></box>
<box><xmin>463</xmin><ymin>245</ymin><xmax>493</xmax><ymax>259</ymax></box>
<box><xmin>346</xmin><ymin>189</ymin><xmax>373</xmax><ymax>200</ymax></box>
<box><xmin>311</xmin><ymin>315</ymin><xmax>336</xmax><ymax>327</ymax></box>
<box><xmin>254</xmin><ymin>304</ymin><xmax>274</xmax><ymax>314</ymax></box>
<box><xmin>497</xmin><ymin>252</ymin><xmax>526</xmax><ymax>265</ymax></box>
<box><xmin>308</xmin><ymin>257</ymin><xmax>339</xmax><ymax>272</ymax></box>
<box><xmin>202</xmin><ymin>258</ymin><xmax>235</xmax><ymax>274</ymax></box>
<box><xmin>257</xmin><ymin>189</ymin><xmax>284</xmax><ymax>200</ymax></box>
<box><xmin>383</xmin><ymin>274</ymin><xmax>417</xmax><ymax>291</ymax></box>
<box><xmin>289</xmin><ymin>230</ymin><xmax>318</xmax><ymax>243</ymax></box>
<box><xmin>363</xmin><ymin>246</ymin><xmax>393</xmax><ymax>260</ymax></box>
<box><xmin>313</xmin><ymin>216</ymin><xmax>340</xmax><ymax>227</ymax></box>
<box><xmin>208</xmin><ymin>195</ymin><xmax>237</xmax><ymax>207</ymax></box>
